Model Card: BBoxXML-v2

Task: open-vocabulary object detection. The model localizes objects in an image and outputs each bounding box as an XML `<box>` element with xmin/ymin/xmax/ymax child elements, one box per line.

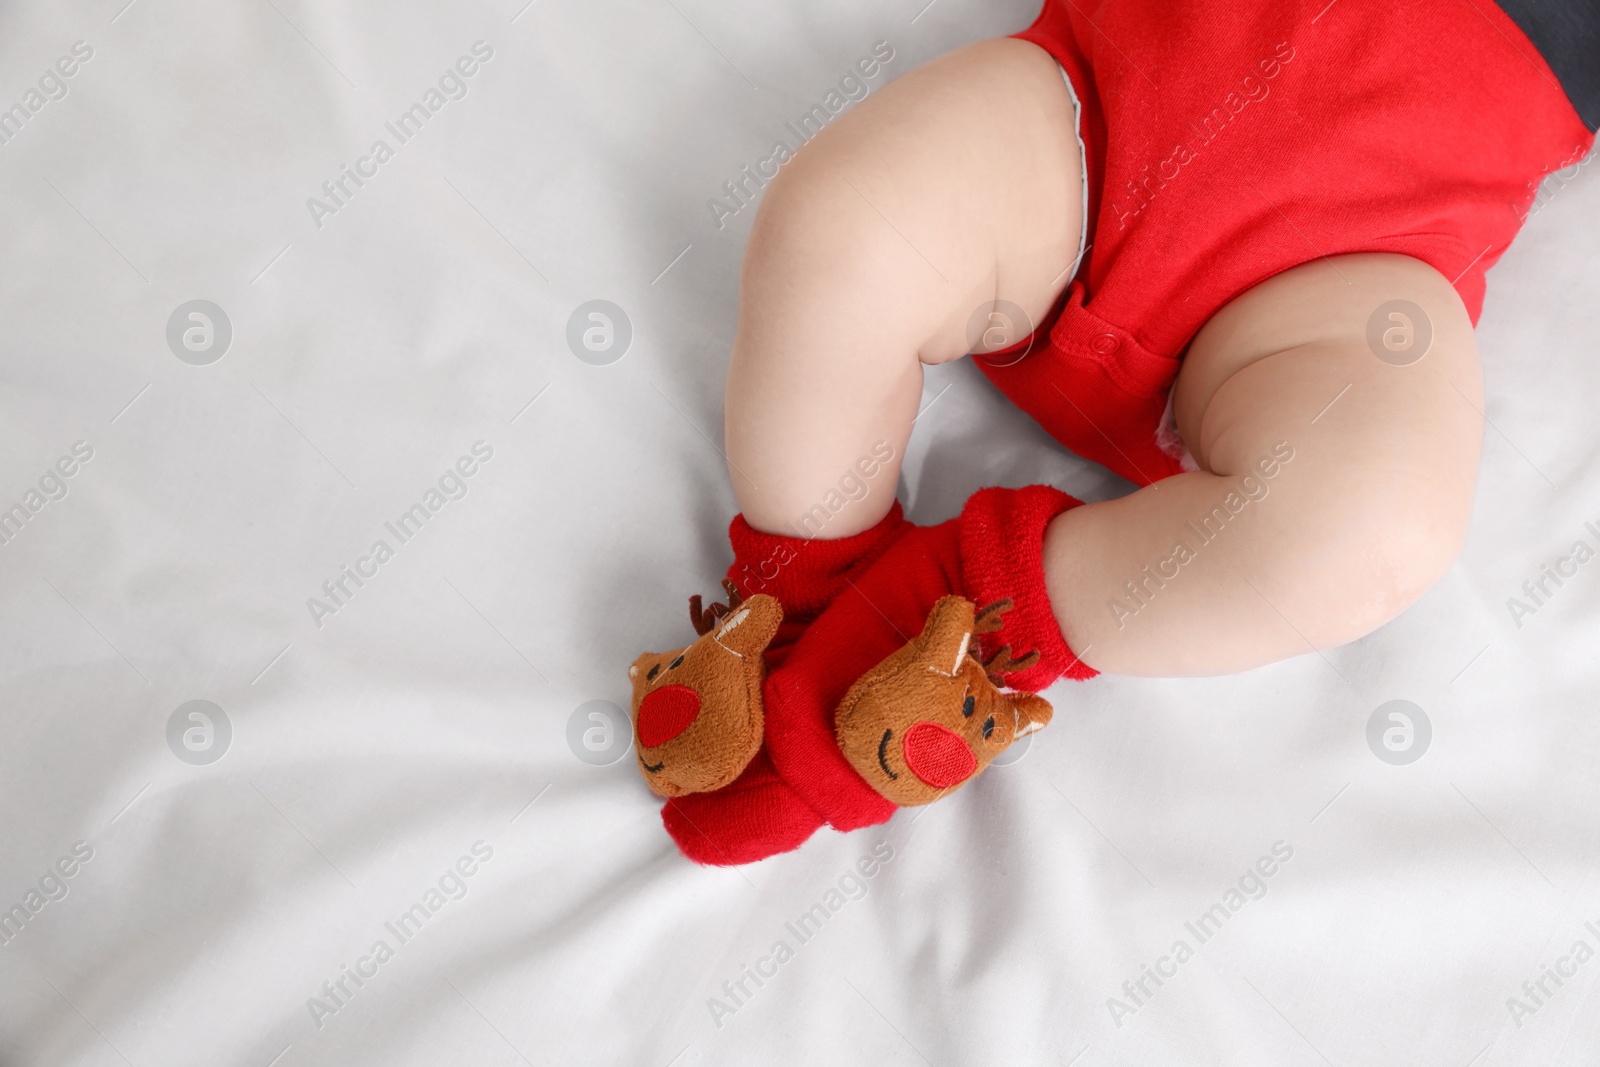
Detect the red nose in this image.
<box><xmin>902</xmin><ymin>722</ymin><xmax>977</xmax><ymax>788</ymax></box>
<box><xmin>636</xmin><ymin>685</ymin><xmax>701</xmax><ymax>747</ymax></box>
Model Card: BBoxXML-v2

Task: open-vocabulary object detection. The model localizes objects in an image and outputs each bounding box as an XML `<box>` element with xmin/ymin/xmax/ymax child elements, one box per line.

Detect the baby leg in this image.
<box><xmin>1045</xmin><ymin>253</ymin><xmax>1482</xmax><ymax>675</ymax></box>
<box><xmin>677</xmin><ymin>38</ymin><xmax>1087</xmax><ymax>861</ymax></box>
<box><xmin>725</xmin><ymin>37</ymin><xmax>1085</xmax><ymax>537</ymax></box>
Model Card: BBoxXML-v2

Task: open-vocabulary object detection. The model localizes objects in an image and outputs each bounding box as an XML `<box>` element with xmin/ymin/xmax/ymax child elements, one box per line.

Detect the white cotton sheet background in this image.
<box><xmin>0</xmin><ymin>0</ymin><xmax>1597</xmax><ymax>1063</ymax></box>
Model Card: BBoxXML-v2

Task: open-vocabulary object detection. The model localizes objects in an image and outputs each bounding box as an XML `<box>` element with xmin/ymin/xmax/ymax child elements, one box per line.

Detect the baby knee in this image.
<box><xmin>1299</xmin><ymin>462</ymin><xmax>1473</xmax><ymax>640</ymax></box>
<box><xmin>1370</xmin><ymin>479</ymin><xmax>1468</xmax><ymax>602</ymax></box>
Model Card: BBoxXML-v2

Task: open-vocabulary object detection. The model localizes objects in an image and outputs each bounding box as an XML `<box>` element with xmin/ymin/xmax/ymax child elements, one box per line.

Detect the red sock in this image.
<box><xmin>724</xmin><ymin>502</ymin><xmax>910</xmax><ymax>663</ymax></box>
<box><xmin>663</xmin><ymin>486</ymin><xmax>1096</xmax><ymax>865</ymax></box>
<box><xmin>662</xmin><ymin>504</ymin><xmax>914</xmax><ymax>866</ymax></box>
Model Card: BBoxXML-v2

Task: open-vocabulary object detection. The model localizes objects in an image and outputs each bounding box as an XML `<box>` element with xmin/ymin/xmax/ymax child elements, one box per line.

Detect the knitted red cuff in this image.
<box><xmin>726</xmin><ymin>502</ymin><xmax>909</xmax><ymax>623</ymax></box>
<box><xmin>959</xmin><ymin>485</ymin><xmax>1098</xmax><ymax>691</ymax></box>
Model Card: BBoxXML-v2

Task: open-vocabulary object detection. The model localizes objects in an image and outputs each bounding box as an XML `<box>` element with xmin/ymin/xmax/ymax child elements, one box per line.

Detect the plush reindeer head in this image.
<box><xmin>628</xmin><ymin>582</ymin><xmax>782</xmax><ymax>798</ymax></box>
<box><xmin>835</xmin><ymin>596</ymin><xmax>1052</xmax><ymax>806</ymax></box>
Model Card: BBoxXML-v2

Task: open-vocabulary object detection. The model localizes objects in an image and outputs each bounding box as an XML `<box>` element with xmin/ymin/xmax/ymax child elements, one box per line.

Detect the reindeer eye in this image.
<box><xmin>668</xmin><ymin>654</ymin><xmax>685</xmax><ymax>670</ymax></box>
<box><xmin>646</xmin><ymin>664</ymin><xmax>660</xmax><ymax>681</ymax></box>
<box><xmin>962</xmin><ymin>695</ymin><xmax>975</xmax><ymax>718</ymax></box>
<box><xmin>982</xmin><ymin>716</ymin><xmax>995</xmax><ymax>740</ymax></box>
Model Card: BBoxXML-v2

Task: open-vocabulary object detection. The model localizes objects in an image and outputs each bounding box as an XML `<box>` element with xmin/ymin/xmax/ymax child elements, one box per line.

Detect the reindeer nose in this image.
<box><xmin>636</xmin><ymin>684</ymin><xmax>701</xmax><ymax>747</ymax></box>
<box><xmin>902</xmin><ymin>722</ymin><xmax>977</xmax><ymax>788</ymax></box>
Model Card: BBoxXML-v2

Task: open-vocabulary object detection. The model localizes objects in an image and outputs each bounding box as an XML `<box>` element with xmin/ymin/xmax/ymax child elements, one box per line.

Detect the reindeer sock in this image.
<box><xmin>663</xmin><ymin>485</ymin><xmax>1096</xmax><ymax>865</ymax></box>
<box><xmin>657</xmin><ymin>502</ymin><xmax>916</xmax><ymax>866</ymax></box>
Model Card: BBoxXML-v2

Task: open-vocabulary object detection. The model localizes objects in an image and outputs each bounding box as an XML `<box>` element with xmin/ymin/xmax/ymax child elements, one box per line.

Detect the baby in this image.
<box><xmin>628</xmin><ymin>0</ymin><xmax>1597</xmax><ymax>864</ymax></box>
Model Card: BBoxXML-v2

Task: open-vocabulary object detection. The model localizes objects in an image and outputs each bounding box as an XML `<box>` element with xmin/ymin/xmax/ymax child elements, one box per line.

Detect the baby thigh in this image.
<box><xmin>724</xmin><ymin>37</ymin><xmax>1085</xmax><ymax>537</ymax></box>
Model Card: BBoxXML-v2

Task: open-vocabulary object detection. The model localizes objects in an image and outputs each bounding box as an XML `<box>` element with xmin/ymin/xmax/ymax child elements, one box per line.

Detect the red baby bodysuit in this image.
<box><xmin>983</xmin><ymin>0</ymin><xmax>1595</xmax><ymax>487</ymax></box>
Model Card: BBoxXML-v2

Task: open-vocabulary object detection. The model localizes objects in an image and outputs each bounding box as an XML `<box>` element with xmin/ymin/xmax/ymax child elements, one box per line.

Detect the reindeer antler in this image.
<box><xmin>688</xmin><ymin>579</ymin><xmax>746</xmax><ymax>635</ymax></box>
<box><xmin>970</xmin><ymin>599</ymin><xmax>1042</xmax><ymax>680</ymax></box>
<box><xmin>973</xmin><ymin>598</ymin><xmax>1015</xmax><ymax>635</ymax></box>
<box><xmin>979</xmin><ymin>644</ymin><xmax>1040</xmax><ymax>685</ymax></box>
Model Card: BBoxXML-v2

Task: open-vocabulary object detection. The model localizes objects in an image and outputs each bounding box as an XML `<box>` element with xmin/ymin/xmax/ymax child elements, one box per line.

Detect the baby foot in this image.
<box><xmin>628</xmin><ymin>582</ymin><xmax>782</xmax><ymax>797</ymax></box>
<box><xmin>835</xmin><ymin>596</ymin><xmax>1053</xmax><ymax>806</ymax></box>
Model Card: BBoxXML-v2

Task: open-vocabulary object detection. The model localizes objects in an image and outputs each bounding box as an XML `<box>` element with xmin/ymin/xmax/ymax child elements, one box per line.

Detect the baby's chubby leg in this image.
<box><xmin>725</xmin><ymin>37</ymin><xmax>1085</xmax><ymax>536</ymax></box>
<box><xmin>1046</xmin><ymin>253</ymin><xmax>1482</xmax><ymax>675</ymax></box>
<box><xmin>680</xmin><ymin>41</ymin><xmax>1091</xmax><ymax>862</ymax></box>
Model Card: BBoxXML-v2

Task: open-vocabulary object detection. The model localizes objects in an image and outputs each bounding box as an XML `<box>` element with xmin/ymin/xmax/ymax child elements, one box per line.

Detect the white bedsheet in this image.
<box><xmin>2</xmin><ymin>1</ymin><xmax>1598</xmax><ymax>1064</ymax></box>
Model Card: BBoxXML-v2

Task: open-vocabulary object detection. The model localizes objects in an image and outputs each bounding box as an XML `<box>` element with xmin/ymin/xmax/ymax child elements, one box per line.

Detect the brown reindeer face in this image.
<box><xmin>835</xmin><ymin>597</ymin><xmax>1052</xmax><ymax>806</ymax></box>
<box><xmin>628</xmin><ymin>593</ymin><xmax>782</xmax><ymax>798</ymax></box>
